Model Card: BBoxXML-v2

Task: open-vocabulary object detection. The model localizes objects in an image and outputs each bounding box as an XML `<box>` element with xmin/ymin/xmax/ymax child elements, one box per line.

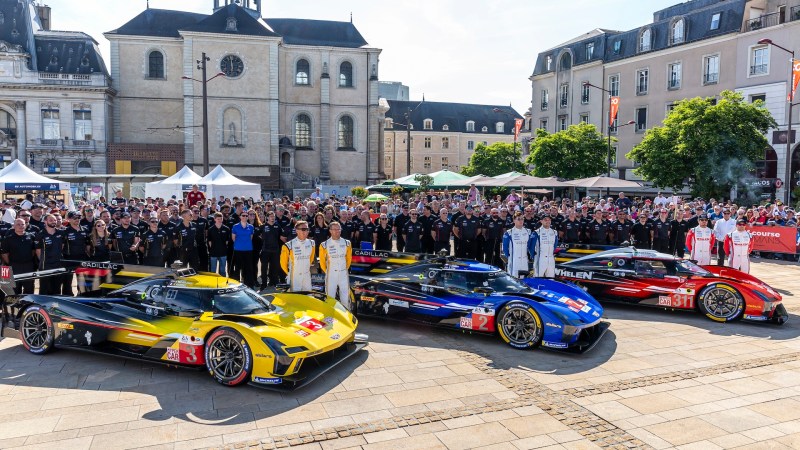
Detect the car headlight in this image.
<box><xmin>262</xmin><ymin>337</ymin><xmax>295</xmax><ymax>375</ymax></box>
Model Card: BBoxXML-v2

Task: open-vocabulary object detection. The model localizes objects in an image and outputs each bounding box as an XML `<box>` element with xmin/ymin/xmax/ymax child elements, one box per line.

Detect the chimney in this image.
<box><xmin>36</xmin><ymin>4</ymin><xmax>51</xmax><ymax>31</ymax></box>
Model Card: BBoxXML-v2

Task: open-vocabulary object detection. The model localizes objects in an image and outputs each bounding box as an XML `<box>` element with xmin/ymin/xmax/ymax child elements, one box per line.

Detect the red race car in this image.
<box><xmin>552</xmin><ymin>247</ymin><xmax>787</xmax><ymax>324</ymax></box>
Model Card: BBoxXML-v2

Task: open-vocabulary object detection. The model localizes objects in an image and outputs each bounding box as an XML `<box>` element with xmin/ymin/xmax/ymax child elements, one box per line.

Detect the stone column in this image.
<box><xmin>15</xmin><ymin>101</ymin><xmax>26</xmax><ymax>163</ymax></box>
<box><xmin>319</xmin><ymin>57</ymin><xmax>331</xmax><ymax>182</ymax></box>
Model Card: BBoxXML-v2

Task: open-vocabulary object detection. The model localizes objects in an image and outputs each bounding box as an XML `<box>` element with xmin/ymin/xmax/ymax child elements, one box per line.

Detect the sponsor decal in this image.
<box><xmin>675</xmin><ymin>287</ymin><xmax>695</xmax><ymax>295</ymax></box>
<box><xmin>253</xmin><ymin>376</ymin><xmax>282</xmax><ymax>384</ymax></box>
<box><xmin>744</xmin><ymin>314</ymin><xmax>768</xmax><ymax>321</ymax></box>
<box><xmin>296</xmin><ymin>316</ymin><xmax>326</xmax><ymax>332</ymax></box>
<box><xmin>617</xmin><ymin>259</ymin><xmax>626</xmax><ymax>266</ymax></box>
<box><xmin>295</xmin><ymin>329</ymin><xmax>310</xmax><ymax>337</ymax></box>
<box><xmin>554</xmin><ymin>268</ymin><xmax>593</xmax><ymax>280</ymax></box>
<box><xmin>360</xmin><ymin>296</ymin><xmax>376</xmax><ymax>302</ymax></box>
<box><xmin>180</xmin><ymin>335</ymin><xmax>203</xmax><ymax>345</ymax></box>
<box><xmin>388</xmin><ymin>299</ymin><xmax>410</xmax><ymax>308</ymax></box>
<box><xmin>166</xmin><ymin>348</ymin><xmax>180</xmax><ymax>362</ymax></box>
<box><xmin>85</xmin><ymin>331</ymin><xmax>93</xmax><ymax>346</ymax></box>
<box><xmin>658</xmin><ymin>296</ymin><xmax>672</xmax><ymax>306</ymax></box>
<box><xmin>545</xmin><ymin>322</ymin><xmax>562</xmax><ymax>329</ymax></box>
<box><xmin>459</xmin><ymin>316</ymin><xmax>473</xmax><ymax>329</ymax></box>
<box><xmin>330</xmin><ymin>333</ymin><xmax>341</xmax><ymax>340</ymax></box>
<box><xmin>558</xmin><ymin>296</ymin><xmax>591</xmax><ymax>313</ymax></box>
<box><xmin>542</xmin><ymin>341</ymin><xmax>569</xmax><ymax>349</ymax></box>
<box><xmin>471</xmin><ymin>306</ymin><xmax>496</xmax><ymax>316</ymax></box>
<box><xmin>57</xmin><ymin>322</ymin><xmax>74</xmax><ymax>330</ymax></box>
<box><xmin>323</xmin><ymin>317</ymin><xmax>335</xmax><ymax>326</ymax></box>
<box><xmin>255</xmin><ymin>353</ymin><xmax>272</xmax><ymax>358</ymax></box>
<box><xmin>607</xmin><ymin>262</ymin><xmax>613</xmax><ymax>267</ymax></box>
<box><xmin>80</xmin><ymin>261</ymin><xmax>121</xmax><ymax>270</ymax></box>
<box><xmin>592</xmin><ymin>311</ymin><xmax>600</xmax><ymax>318</ymax></box>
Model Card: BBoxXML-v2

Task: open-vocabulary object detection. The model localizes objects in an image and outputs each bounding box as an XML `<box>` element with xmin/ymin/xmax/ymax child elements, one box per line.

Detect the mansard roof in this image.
<box><xmin>264</xmin><ymin>18</ymin><xmax>368</xmax><ymax>48</ymax></box>
<box><xmin>180</xmin><ymin>3</ymin><xmax>278</xmax><ymax>37</ymax></box>
<box><xmin>385</xmin><ymin>100</ymin><xmax>522</xmax><ymax>134</ymax></box>
<box><xmin>106</xmin><ymin>8</ymin><xmax>206</xmax><ymax>38</ymax></box>
<box><xmin>35</xmin><ymin>32</ymin><xmax>108</xmax><ymax>75</ymax></box>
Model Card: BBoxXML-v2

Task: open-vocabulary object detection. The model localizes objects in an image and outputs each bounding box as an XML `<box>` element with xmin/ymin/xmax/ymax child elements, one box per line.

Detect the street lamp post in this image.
<box><xmin>757</xmin><ymin>38</ymin><xmax>795</xmax><ymax>204</ymax></box>
<box><xmin>181</xmin><ymin>52</ymin><xmax>225</xmax><ymax>175</ymax></box>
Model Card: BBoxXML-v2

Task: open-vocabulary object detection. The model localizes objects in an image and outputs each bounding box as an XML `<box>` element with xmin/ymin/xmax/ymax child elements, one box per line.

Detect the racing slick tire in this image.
<box><xmin>204</xmin><ymin>327</ymin><xmax>253</xmax><ymax>387</ymax></box>
<box><xmin>20</xmin><ymin>306</ymin><xmax>55</xmax><ymax>355</ymax></box>
<box><xmin>496</xmin><ymin>302</ymin><xmax>543</xmax><ymax>350</ymax></box>
<box><xmin>697</xmin><ymin>283</ymin><xmax>745</xmax><ymax>323</ymax></box>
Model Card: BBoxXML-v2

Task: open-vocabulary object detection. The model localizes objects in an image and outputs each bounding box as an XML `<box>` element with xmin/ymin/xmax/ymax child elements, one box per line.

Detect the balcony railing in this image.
<box><xmin>744</xmin><ymin>12</ymin><xmax>780</xmax><ymax>32</ymax></box>
<box><xmin>703</xmin><ymin>72</ymin><xmax>719</xmax><ymax>84</ymax></box>
<box><xmin>30</xmin><ymin>138</ymin><xmax>97</xmax><ymax>150</ymax></box>
<box><xmin>540</xmin><ymin>102</ymin><xmax>548</xmax><ymax>111</ymax></box>
<box><xmin>669</xmin><ymin>34</ymin><xmax>685</xmax><ymax>46</ymax></box>
<box><xmin>792</xmin><ymin>5</ymin><xmax>800</xmax><ymax>22</ymax></box>
<box><xmin>559</xmin><ymin>96</ymin><xmax>568</xmax><ymax>108</ymax></box>
<box><xmin>750</xmin><ymin>64</ymin><xmax>768</xmax><ymax>75</ymax></box>
<box><xmin>37</xmin><ymin>72</ymin><xmax>108</xmax><ymax>87</ymax></box>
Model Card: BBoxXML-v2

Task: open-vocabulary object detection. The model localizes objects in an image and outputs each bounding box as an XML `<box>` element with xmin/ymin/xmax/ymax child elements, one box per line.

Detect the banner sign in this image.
<box><xmin>609</xmin><ymin>96</ymin><xmax>620</xmax><ymax>126</ymax></box>
<box><xmin>3</xmin><ymin>183</ymin><xmax>62</xmax><ymax>191</ymax></box>
<box><xmin>746</xmin><ymin>225</ymin><xmax>797</xmax><ymax>254</ymax></box>
<box><xmin>790</xmin><ymin>58</ymin><xmax>800</xmax><ymax>101</ymax></box>
<box><xmin>180</xmin><ymin>184</ymin><xmax>207</xmax><ymax>192</ymax></box>
<box><xmin>514</xmin><ymin>119</ymin><xmax>524</xmax><ymax>140</ymax></box>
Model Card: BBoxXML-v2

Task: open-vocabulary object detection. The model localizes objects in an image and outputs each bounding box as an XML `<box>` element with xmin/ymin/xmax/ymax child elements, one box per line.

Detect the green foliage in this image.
<box><xmin>390</xmin><ymin>185</ymin><xmax>405</xmax><ymax>197</ymax></box>
<box><xmin>350</xmin><ymin>186</ymin><xmax>368</xmax><ymax>199</ymax></box>
<box><xmin>527</xmin><ymin>123</ymin><xmax>608</xmax><ymax>179</ymax></box>
<box><xmin>414</xmin><ymin>174</ymin><xmax>434</xmax><ymax>192</ymax></box>
<box><xmin>627</xmin><ymin>90</ymin><xmax>777</xmax><ymax>199</ymax></box>
<box><xmin>461</xmin><ymin>142</ymin><xmax>527</xmax><ymax>177</ymax></box>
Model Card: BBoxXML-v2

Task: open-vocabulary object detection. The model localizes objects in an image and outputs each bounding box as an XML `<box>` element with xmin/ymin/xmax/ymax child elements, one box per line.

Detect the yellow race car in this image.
<box><xmin>0</xmin><ymin>264</ymin><xmax>367</xmax><ymax>389</ymax></box>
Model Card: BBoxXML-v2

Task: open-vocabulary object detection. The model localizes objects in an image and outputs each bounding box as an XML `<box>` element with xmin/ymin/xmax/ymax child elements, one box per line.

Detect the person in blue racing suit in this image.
<box><xmin>501</xmin><ymin>212</ymin><xmax>538</xmax><ymax>278</ymax></box>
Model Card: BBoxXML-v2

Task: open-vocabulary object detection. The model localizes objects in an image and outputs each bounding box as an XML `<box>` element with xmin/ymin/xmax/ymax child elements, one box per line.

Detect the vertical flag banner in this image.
<box><xmin>609</xmin><ymin>96</ymin><xmax>620</xmax><ymax>126</ymax></box>
<box><xmin>514</xmin><ymin>118</ymin><xmax>523</xmax><ymax>140</ymax></box>
<box><xmin>791</xmin><ymin>59</ymin><xmax>800</xmax><ymax>101</ymax></box>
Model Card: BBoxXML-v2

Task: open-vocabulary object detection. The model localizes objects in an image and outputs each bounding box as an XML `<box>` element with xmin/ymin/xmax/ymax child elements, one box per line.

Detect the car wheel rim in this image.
<box><xmin>704</xmin><ymin>288</ymin><xmax>741</xmax><ymax>319</ymax></box>
<box><xmin>22</xmin><ymin>311</ymin><xmax>48</xmax><ymax>349</ymax></box>
<box><xmin>207</xmin><ymin>335</ymin><xmax>245</xmax><ymax>379</ymax></box>
<box><xmin>501</xmin><ymin>309</ymin><xmax>538</xmax><ymax>345</ymax></box>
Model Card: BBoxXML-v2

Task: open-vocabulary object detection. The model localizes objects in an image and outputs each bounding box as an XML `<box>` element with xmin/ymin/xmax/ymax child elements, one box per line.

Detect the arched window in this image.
<box><xmin>148</xmin><ymin>50</ymin><xmax>164</xmax><ymax>79</ymax></box>
<box><xmin>558</xmin><ymin>53</ymin><xmax>572</xmax><ymax>71</ymax></box>
<box><xmin>466</xmin><ymin>120</ymin><xmax>475</xmax><ymax>132</ymax></box>
<box><xmin>295</xmin><ymin>114</ymin><xmax>312</xmax><ymax>148</ymax></box>
<box><xmin>337</xmin><ymin>115</ymin><xmax>354</xmax><ymax>149</ymax></box>
<box><xmin>295</xmin><ymin>59</ymin><xmax>309</xmax><ymax>85</ymax></box>
<box><xmin>639</xmin><ymin>28</ymin><xmax>652</xmax><ymax>52</ymax></box>
<box><xmin>43</xmin><ymin>159</ymin><xmax>60</xmax><ymax>174</ymax></box>
<box><xmin>76</xmin><ymin>160</ymin><xmax>92</xmax><ymax>174</ymax></box>
<box><xmin>671</xmin><ymin>19</ymin><xmax>685</xmax><ymax>45</ymax></box>
<box><xmin>495</xmin><ymin>122</ymin><xmax>504</xmax><ymax>133</ymax></box>
<box><xmin>280</xmin><ymin>152</ymin><xmax>291</xmax><ymax>173</ymax></box>
<box><xmin>222</xmin><ymin>107</ymin><xmax>243</xmax><ymax>146</ymax></box>
<box><xmin>339</xmin><ymin>61</ymin><xmax>353</xmax><ymax>87</ymax></box>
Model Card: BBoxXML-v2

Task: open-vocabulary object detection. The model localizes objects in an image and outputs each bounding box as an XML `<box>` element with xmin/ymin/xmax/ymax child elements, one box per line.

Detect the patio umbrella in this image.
<box><xmin>475</xmin><ymin>174</ymin><xmax>570</xmax><ymax>188</ymax></box>
<box><xmin>565</xmin><ymin>176</ymin><xmax>643</xmax><ymax>189</ymax></box>
<box><xmin>363</xmin><ymin>193</ymin><xmax>389</xmax><ymax>202</ymax></box>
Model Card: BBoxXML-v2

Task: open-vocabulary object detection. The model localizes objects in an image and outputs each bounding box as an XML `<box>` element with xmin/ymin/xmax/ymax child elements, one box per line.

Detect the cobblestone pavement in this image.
<box><xmin>1</xmin><ymin>261</ymin><xmax>799</xmax><ymax>449</ymax></box>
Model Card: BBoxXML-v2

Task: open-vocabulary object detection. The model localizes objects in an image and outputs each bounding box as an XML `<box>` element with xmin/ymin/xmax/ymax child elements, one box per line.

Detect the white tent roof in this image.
<box><xmin>144</xmin><ymin>165</ymin><xmax>204</xmax><ymax>199</ymax></box>
<box><xmin>0</xmin><ymin>160</ymin><xmax>69</xmax><ymax>191</ymax></box>
<box><xmin>156</xmin><ymin>165</ymin><xmax>202</xmax><ymax>185</ymax></box>
<box><xmin>199</xmin><ymin>165</ymin><xmax>261</xmax><ymax>200</ymax></box>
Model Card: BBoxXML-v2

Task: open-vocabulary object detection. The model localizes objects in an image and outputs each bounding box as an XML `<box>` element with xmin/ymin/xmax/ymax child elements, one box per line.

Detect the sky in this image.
<box><xmin>44</xmin><ymin>0</ymin><xmax>681</xmax><ymax>114</ymax></box>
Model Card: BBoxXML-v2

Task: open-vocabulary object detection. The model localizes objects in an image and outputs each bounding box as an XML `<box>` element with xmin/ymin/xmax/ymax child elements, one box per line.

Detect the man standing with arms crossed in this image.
<box><xmin>685</xmin><ymin>214</ymin><xmax>715</xmax><ymax>265</ymax></box>
<box><xmin>534</xmin><ymin>215</ymin><xmax>558</xmax><ymax>278</ymax></box>
<box><xmin>502</xmin><ymin>213</ymin><xmax>538</xmax><ymax>278</ymax></box>
<box><xmin>724</xmin><ymin>219</ymin><xmax>754</xmax><ymax>273</ymax></box>
<box><xmin>713</xmin><ymin>209</ymin><xmax>736</xmax><ymax>265</ymax></box>
<box><xmin>280</xmin><ymin>221</ymin><xmax>315</xmax><ymax>292</ymax></box>
<box><xmin>318</xmin><ymin>222</ymin><xmax>353</xmax><ymax>309</ymax></box>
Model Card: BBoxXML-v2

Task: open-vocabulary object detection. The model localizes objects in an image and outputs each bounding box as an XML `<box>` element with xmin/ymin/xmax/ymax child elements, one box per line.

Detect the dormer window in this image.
<box><xmin>546</xmin><ymin>55</ymin><xmax>553</xmax><ymax>71</ymax></box>
<box><xmin>466</xmin><ymin>120</ymin><xmax>475</xmax><ymax>132</ymax></box>
<box><xmin>481</xmin><ymin>126</ymin><xmax>488</xmax><ymax>133</ymax></box>
<box><xmin>226</xmin><ymin>17</ymin><xmax>238</xmax><ymax>32</ymax></box>
<box><xmin>385</xmin><ymin>118</ymin><xmax>393</xmax><ymax>129</ymax></box>
<box><xmin>670</xmin><ymin>18</ymin><xmax>685</xmax><ymax>45</ymax></box>
<box><xmin>442</xmin><ymin>124</ymin><xmax>449</xmax><ymax>131</ymax></box>
<box><xmin>495</xmin><ymin>122</ymin><xmax>504</xmax><ymax>133</ymax></box>
<box><xmin>639</xmin><ymin>28</ymin><xmax>652</xmax><ymax>52</ymax></box>
<box><xmin>423</xmin><ymin>119</ymin><xmax>433</xmax><ymax>130</ymax></box>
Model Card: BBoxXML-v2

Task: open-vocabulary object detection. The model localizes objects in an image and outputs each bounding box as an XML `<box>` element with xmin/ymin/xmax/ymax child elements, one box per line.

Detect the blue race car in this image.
<box><xmin>351</xmin><ymin>257</ymin><xmax>608</xmax><ymax>352</ymax></box>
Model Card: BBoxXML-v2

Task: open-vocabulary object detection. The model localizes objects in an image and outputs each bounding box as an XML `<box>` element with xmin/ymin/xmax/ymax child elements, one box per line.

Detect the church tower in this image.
<box><xmin>213</xmin><ymin>0</ymin><xmax>262</xmax><ymax>18</ymax></box>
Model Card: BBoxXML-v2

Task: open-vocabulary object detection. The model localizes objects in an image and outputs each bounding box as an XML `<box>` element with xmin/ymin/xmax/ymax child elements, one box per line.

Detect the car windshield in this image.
<box><xmin>211</xmin><ymin>288</ymin><xmax>274</xmax><ymax>315</ymax></box>
<box><xmin>446</xmin><ymin>270</ymin><xmax>528</xmax><ymax>293</ymax></box>
<box><xmin>675</xmin><ymin>259</ymin><xmax>712</xmax><ymax>276</ymax></box>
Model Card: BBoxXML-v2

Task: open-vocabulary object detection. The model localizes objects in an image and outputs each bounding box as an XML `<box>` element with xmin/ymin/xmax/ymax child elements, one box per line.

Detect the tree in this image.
<box><xmin>461</xmin><ymin>142</ymin><xmax>526</xmax><ymax>177</ymax></box>
<box><xmin>413</xmin><ymin>174</ymin><xmax>433</xmax><ymax>193</ymax></box>
<box><xmin>350</xmin><ymin>186</ymin><xmax>368</xmax><ymax>199</ymax></box>
<box><xmin>627</xmin><ymin>90</ymin><xmax>777</xmax><ymax>198</ymax></box>
<box><xmin>527</xmin><ymin>123</ymin><xmax>608</xmax><ymax>179</ymax></box>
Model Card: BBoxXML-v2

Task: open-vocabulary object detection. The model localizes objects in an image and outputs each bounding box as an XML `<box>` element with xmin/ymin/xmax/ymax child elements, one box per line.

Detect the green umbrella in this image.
<box><xmin>363</xmin><ymin>193</ymin><xmax>389</xmax><ymax>202</ymax></box>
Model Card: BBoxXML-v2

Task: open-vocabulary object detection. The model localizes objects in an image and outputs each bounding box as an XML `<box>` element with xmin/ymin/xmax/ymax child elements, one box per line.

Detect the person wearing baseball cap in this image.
<box><xmin>686</xmin><ymin>214</ymin><xmax>715</xmax><ymax>265</ymax></box>
<box><xmin>111</xmin><ymin>211</ymin><xmax>141</xmax><ymax>265</ymax></box>
<box><xmin>724</xmin><ymin>219</ymin><xmax>753</xmax><ymax>273</ymax></box>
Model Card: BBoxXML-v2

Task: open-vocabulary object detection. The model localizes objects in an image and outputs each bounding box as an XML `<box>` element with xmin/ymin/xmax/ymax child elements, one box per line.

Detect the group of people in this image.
<box><xmin>0</xmin><ymin>186</ymin><xmax>794</xmax><ymax>301</ymax></box>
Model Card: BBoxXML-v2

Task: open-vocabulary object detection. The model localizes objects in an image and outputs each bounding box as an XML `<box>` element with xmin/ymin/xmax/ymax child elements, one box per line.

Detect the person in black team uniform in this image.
<box><xmin>193</xmin><ymin>207</ymin><xmax>210</xmax><ymax>271</ymax></box>
<box><xmin>402</xmin><ymin>210</ymin><xmax>425</xmax><ymax>253</ymax></box>
<box><xmin>374</xmin><ymin>214</ymin><xmax>394</xmax><ymax>251</ymax></box>
<box><xmin>482</xmin><ymin>208</ymin><xmax>505</xmax><ymax>266</ymax></box>
<box><xmin>419</xmin><ymin>206</ymin><xmax>436</xmax><ymax>254</ymax></box>
<box><xmin>611</xmin><ymin>210</ymin><xmax>634</xmax><ymax>245</ymax></box>
<box><xmin>631</xmin><ymin>212</ymin><xmax>654</xmax><ymax>249</ymax></box>
<box><xmin>157</xmin><ymin>209</ymin><xmax>177</xmax><ymax>265</ymax></box>
<box><xmin>393</xmin><ymin>205</ymin><xmax>410</xmax><ymax>252</ymax></box>
<box><xmin>559</xmin><ymin>210</ymin><xmax>582</xmax><ymax>244</ymax></box>
<box><xmin>174</xmin><ymin>209</ymin><xmax>201</xmax><ymax>269</ymax></box>
<box><xmin>112</xmin><ymin>212</ymin><xmax>141</xmax><ymax>264</ymax></box>
<box><xmin>669</xmin><ymin>210</ymin><xmax>690</xmax><ymax>257</ymax></box>
<box><xmin>207</xmin><ymin>212</ymin><xmax>231</xmax><ymax>277</ymax></box>
<box><xmin>140</xmin><ymin>216</ymin><xmax>169</xmax><ymax>267</ymax></box>
<box><xmin>522</xmin><ymin>207</ymin><xmax>539</xmax><ymax>233</ymax></box>
<box><xmin>62</xmin><ymin>211</ymin><xmax>90</xmax><ymax>295</ymax></box>
<box><xmin>338</xmin><ymin>210</ymin><xmax>356</xmax><ymax>241</ymax></box>
<box><xmin>355</xmin><ymin>211</ymin><xmax>375</xmax><ymax>250</ymax></box>
<box><xmin>35</xmin><ymin>214</ymin><xmax>65</xmax><ymax>295</ymax></box>
<box><xmin>431</xmin><ymin>208</ymin><xmax>452</xmax><ymax>254</ymax></box>
<box><xmin>259</xmin><ymin>211</ymin><xmax>285</xmax><ymax>289</ymax></box>
<box><xmin>652</xmin><ymin>209</ymin><xmax>671</xmax><ymax>253</ymax></box>
<box><xmin>584</xmin><ymin>210</ymin><xmax>611</xmax><ymax>245</ymax></box>
<box><xmin>1</xmin><ymin>219</ymin><xmax>36</xmax><ymax>294</ymax></box>
<box><xmin>454</xmin><ymin>205</ymin><xmax>481</xmax><ymax>259</ymax></box>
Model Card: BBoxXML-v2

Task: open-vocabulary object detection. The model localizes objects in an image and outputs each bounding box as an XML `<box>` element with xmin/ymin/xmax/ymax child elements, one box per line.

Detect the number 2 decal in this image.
<box><xmin>476</xmin><ymin>315</ymin><xmax>489</xmax><ymax>331</ymax></box>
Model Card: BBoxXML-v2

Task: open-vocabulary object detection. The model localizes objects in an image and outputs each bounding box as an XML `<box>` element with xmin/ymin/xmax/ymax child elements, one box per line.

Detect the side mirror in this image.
<box><xmin>473</xmin><ymin>287</ymin><xmax>494</xmax><ymax>295</ymax></box>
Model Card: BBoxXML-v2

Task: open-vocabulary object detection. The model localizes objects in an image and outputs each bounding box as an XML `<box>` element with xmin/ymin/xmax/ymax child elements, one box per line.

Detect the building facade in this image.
<box><xmin>383</xmin><ymin>100</ymin><xmax>523</xmax><ymax>179</ymax></box>
<box><xmin>0</xmin><ymin>0</ymin><xmax>114</xmax><ymax>175</ymax></box>
<box><xmin>105</xmin><ymin>0</ymin><xmax>384</xmax><ymax>190</ymax></box>
<box><xmin>530</xmin><ymin>0</ymin><xmax>800</xmax><ymax>199</ymax></box>
<box><xmin>378</xmin><ymin>81</ymin><xmax>410</xmax><ymax>101</ymax></box>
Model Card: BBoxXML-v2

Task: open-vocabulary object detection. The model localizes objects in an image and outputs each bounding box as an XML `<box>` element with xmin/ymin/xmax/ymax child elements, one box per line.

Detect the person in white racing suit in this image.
<box><xmin>502</xmin><ymin>213</ymin><xmax>538</xmax><ymax>278</ymax></box>
<box><xmin>319</xmin><ymin>221</ymin><xmax>353</xmax><ymax>309</ymax></box>
<box><xmin>685</xmin><ymin>214</ymin><xmax>715</xmax><ymax>265</ymax></box>
<box><xmin>280</xmin><ymin>221</ymin><xmax>315</xmax><ymax>291</ymax></box>
<box><xmin>724</xmin><ymin>219</ymin><xmax>754</xmax><ymax>273</ymax></box>
<box><xmin>534</xmin><ymin>215</ymin><xmax>559</xmax><ymax>278</ymax></box>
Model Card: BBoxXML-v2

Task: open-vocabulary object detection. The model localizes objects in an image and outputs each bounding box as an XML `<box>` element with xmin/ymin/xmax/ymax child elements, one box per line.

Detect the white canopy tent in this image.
<box><xmin>0</xmin><ymin>160</ymin><xmax>72</xmax><ymax>215</ymax></box>
<box><xmin>144</xmin><ymin>166</ymin><xmax>202</xmax><ymax>199</ymax></box>
<box><xmin>199</xmin><ymin>165</ymin><xmax>261</xmax><ymax>200</ymax></box>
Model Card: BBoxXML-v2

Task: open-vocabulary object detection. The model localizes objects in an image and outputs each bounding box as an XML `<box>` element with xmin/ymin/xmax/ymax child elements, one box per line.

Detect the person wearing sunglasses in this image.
<box><xmin>724</xmin><ymin>219</ymin><xmax>754</xmax><ymax>273</ymax></box>
<box><xmin>1</xmin><ymin>218</ymin><xmax>36</xmax><ymax>294</ymax></box>
<box><xmin>713</xmin><ymin>209</ymin><xmax>736</xmax><ymax>266</ymax></box>
<box><xmin>685</xmin><ymin>214</ymin><xmax>715</xmax><ymax>266</ymax></box>
<box><xmin>502</xmin><ymin>213</ymin><xmax>538</xmax><ymax>278</ymax></box>
<box><xmin>280</xmin><ymin>220</ymin><xmax>315</xmax><ymax>292</ymax></box>
<box><xmin>319</xmin><ymin>221</ymin><xmax>352</xmax><ymax>308</ymax></box>
<box><xmin>34</xmin><ymin>214</ymin><xmax>65</xmax><ymax>295</ymax></box>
